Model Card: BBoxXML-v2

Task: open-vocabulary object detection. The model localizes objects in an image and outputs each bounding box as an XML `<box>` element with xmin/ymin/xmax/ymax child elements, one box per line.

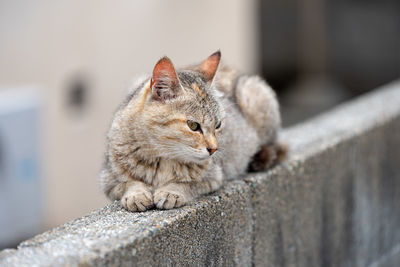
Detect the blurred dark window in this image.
<box><xmin>66</xmin><ymin>74</ymin><xmax>90</xmax><ymax>115</ymax></box>
<box><xmin>259</xmin><ymin>0</ymin><xmax>400</xmax><ymax>126</ymax></box>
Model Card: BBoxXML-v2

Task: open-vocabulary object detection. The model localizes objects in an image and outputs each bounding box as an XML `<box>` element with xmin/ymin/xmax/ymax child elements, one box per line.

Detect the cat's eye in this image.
<box><xmin>187</xmin><ymin>120</ymin><xmax>201</xmax><ymax>131</ymax></box>
<box><xmin>215</xmin><ymin>121</ymin><xmax>222</xmax><ymax>129</ymax></box>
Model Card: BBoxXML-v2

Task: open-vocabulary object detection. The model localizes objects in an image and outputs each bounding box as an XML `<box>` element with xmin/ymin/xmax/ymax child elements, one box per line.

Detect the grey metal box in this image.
<box><xmin>0</xmin><ymin>89</ymin><xmax>41</xmax><ymax>248</ymax></box>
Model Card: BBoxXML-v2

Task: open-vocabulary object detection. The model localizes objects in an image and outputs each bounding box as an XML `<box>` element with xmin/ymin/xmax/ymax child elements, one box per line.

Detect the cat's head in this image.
<box><xmin>137</xmin><ymin>51</ymin><xmax>224</xmax><ymax>163</ymax></box>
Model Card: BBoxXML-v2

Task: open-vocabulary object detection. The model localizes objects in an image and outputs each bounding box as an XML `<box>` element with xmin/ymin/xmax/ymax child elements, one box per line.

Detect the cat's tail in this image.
<box><xmin>248</xmin><ymin>142</ymin><xmax>288</xmax><ymax>172</ymax></box>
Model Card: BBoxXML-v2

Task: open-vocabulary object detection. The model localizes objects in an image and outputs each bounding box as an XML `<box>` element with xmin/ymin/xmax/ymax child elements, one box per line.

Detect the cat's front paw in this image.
<box><xmin>121</xmin><ymin>188</ymin><xmax>153</xmax><ymax>212</ymax></box>
<box><xmin>154</xmin><ymin>188</ymin><xmax>188</xmax><ymax>210</ymax></box>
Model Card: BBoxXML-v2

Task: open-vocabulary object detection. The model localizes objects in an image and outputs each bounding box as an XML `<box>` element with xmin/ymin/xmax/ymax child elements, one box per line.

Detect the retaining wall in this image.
<box><xmin>1</xmin><ymin>82</ymin><xmax>400</xmax><ymax>266</ymax></box>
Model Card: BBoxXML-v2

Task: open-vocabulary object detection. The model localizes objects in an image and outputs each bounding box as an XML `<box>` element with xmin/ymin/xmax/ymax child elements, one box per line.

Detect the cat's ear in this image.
<box><xmin>151</xmin><ymin>56</ymin><xmax>181</xmax><ymax>101</ymax></box>
<box><xmin>199</xmin><ymin>50</ymin><xmax>221</xmax><ymax>81</ymax></box>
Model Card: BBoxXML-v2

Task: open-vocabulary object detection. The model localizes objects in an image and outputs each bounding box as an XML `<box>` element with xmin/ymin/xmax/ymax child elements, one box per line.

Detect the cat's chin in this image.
<box><xmin>176</xmin><ymin>155</ymin><xmax>210</xmax><ymax>164</ymax></box>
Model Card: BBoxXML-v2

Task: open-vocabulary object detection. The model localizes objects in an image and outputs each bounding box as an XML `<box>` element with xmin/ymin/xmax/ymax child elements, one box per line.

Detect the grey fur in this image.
<box><xmin>100</xmin><ymin>53</ymin><xmax>282</xmax><ymax>211</ymax></box>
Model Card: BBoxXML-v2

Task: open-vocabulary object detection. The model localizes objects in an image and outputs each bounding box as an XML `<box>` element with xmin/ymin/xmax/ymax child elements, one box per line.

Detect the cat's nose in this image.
<box><xmin>207</xmin><ymin>147</ymin><xmax>218</xmax><ymax>155</ymax></box>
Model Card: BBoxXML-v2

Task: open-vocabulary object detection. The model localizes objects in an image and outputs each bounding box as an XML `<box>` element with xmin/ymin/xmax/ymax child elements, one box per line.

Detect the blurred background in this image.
<box><xmin>0</xmin><ymin>0</ymin><xmax>399</xmax><ymax>249</ymax></box>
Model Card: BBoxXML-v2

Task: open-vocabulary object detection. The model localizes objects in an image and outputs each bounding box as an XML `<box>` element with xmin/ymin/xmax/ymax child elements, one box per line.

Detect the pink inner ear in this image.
<box><xmin>152</xmin><ymin>57</ymin><xmax>178</xmax><ymax>87</ymax></box>
<box><xmin>151</xmin><ymin>56</ymin><xmax>181</xmax><ymax>101</ymax></box>
<box><xmin>200</xmin><ymin>51</ymin><xmax>221</xmax><ymax>81</ymax></box>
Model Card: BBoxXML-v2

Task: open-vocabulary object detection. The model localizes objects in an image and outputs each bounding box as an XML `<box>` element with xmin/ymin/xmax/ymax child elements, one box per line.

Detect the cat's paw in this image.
<box><xmin>121</xmin><ymin>188</ymin><xmax>153</xmax><ymax>212</ymax></box>
<box><xmin>154</xmin><ymin>189</ymin><xmax>187</xmax><ymax>210</ymax></box>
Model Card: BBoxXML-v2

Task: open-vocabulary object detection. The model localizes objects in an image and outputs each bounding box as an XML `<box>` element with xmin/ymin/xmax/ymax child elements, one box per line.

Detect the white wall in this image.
<box><xmin>0</xmin><ymin>0</ymin><xmax>258</xmax><ymax>228</ymax></box>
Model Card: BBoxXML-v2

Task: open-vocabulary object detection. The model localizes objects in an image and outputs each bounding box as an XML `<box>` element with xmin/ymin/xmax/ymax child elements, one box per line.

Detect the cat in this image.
<box><xmin>100</xmin><ymin>51</ymin><xmax>286</xmax><ymax>212</ymax></box>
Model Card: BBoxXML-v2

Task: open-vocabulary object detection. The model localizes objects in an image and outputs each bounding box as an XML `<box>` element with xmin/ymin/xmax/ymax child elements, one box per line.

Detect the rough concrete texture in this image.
<box><xmin>1</xmin><ymin>81</ymin><xmax>400</xmax><ymax>266</ymax></box>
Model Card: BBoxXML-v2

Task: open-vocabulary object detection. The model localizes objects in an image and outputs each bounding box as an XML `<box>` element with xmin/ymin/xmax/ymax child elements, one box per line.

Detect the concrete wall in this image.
<box><xmin>1</xmin><ymin>82</ymin><xmax>399</xmax><ymax>266</ymax></box>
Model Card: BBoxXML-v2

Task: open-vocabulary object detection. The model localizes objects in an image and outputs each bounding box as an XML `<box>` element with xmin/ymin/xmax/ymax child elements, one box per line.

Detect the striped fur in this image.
<box><xmin>100</xmin><ymin>51</ymin><xmax>283</xmax><ymax>211</ymax></box>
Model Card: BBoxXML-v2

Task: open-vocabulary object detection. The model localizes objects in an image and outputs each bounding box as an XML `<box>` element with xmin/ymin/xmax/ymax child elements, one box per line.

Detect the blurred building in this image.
<box><xmin>0</xmin><ymin>0</ymin><xmax>258</xmax><ymax>245</ymax></box>
<box><xmin>259</xmin><ymin>0</ymin><xmax>400</xmax><ymax>125</ymax></box>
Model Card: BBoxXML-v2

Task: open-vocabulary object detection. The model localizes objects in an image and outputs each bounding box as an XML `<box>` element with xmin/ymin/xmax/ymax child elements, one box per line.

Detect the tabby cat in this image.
<box><xmin>100</xmin><ymin>51</ymin><xmax>285</xmax><ymax>211</ymax></box>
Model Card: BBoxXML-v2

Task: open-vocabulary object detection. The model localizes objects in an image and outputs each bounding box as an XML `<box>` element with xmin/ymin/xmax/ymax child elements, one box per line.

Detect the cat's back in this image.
<box><xmin>212</xmin><ymin>64</ymin><xmax>281</xmax><ymax>178</ymax></box>
<box><xmin>211</xmin><ymin>65</ymin><xmax>260</xmax><ymax>178</ymax></box>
